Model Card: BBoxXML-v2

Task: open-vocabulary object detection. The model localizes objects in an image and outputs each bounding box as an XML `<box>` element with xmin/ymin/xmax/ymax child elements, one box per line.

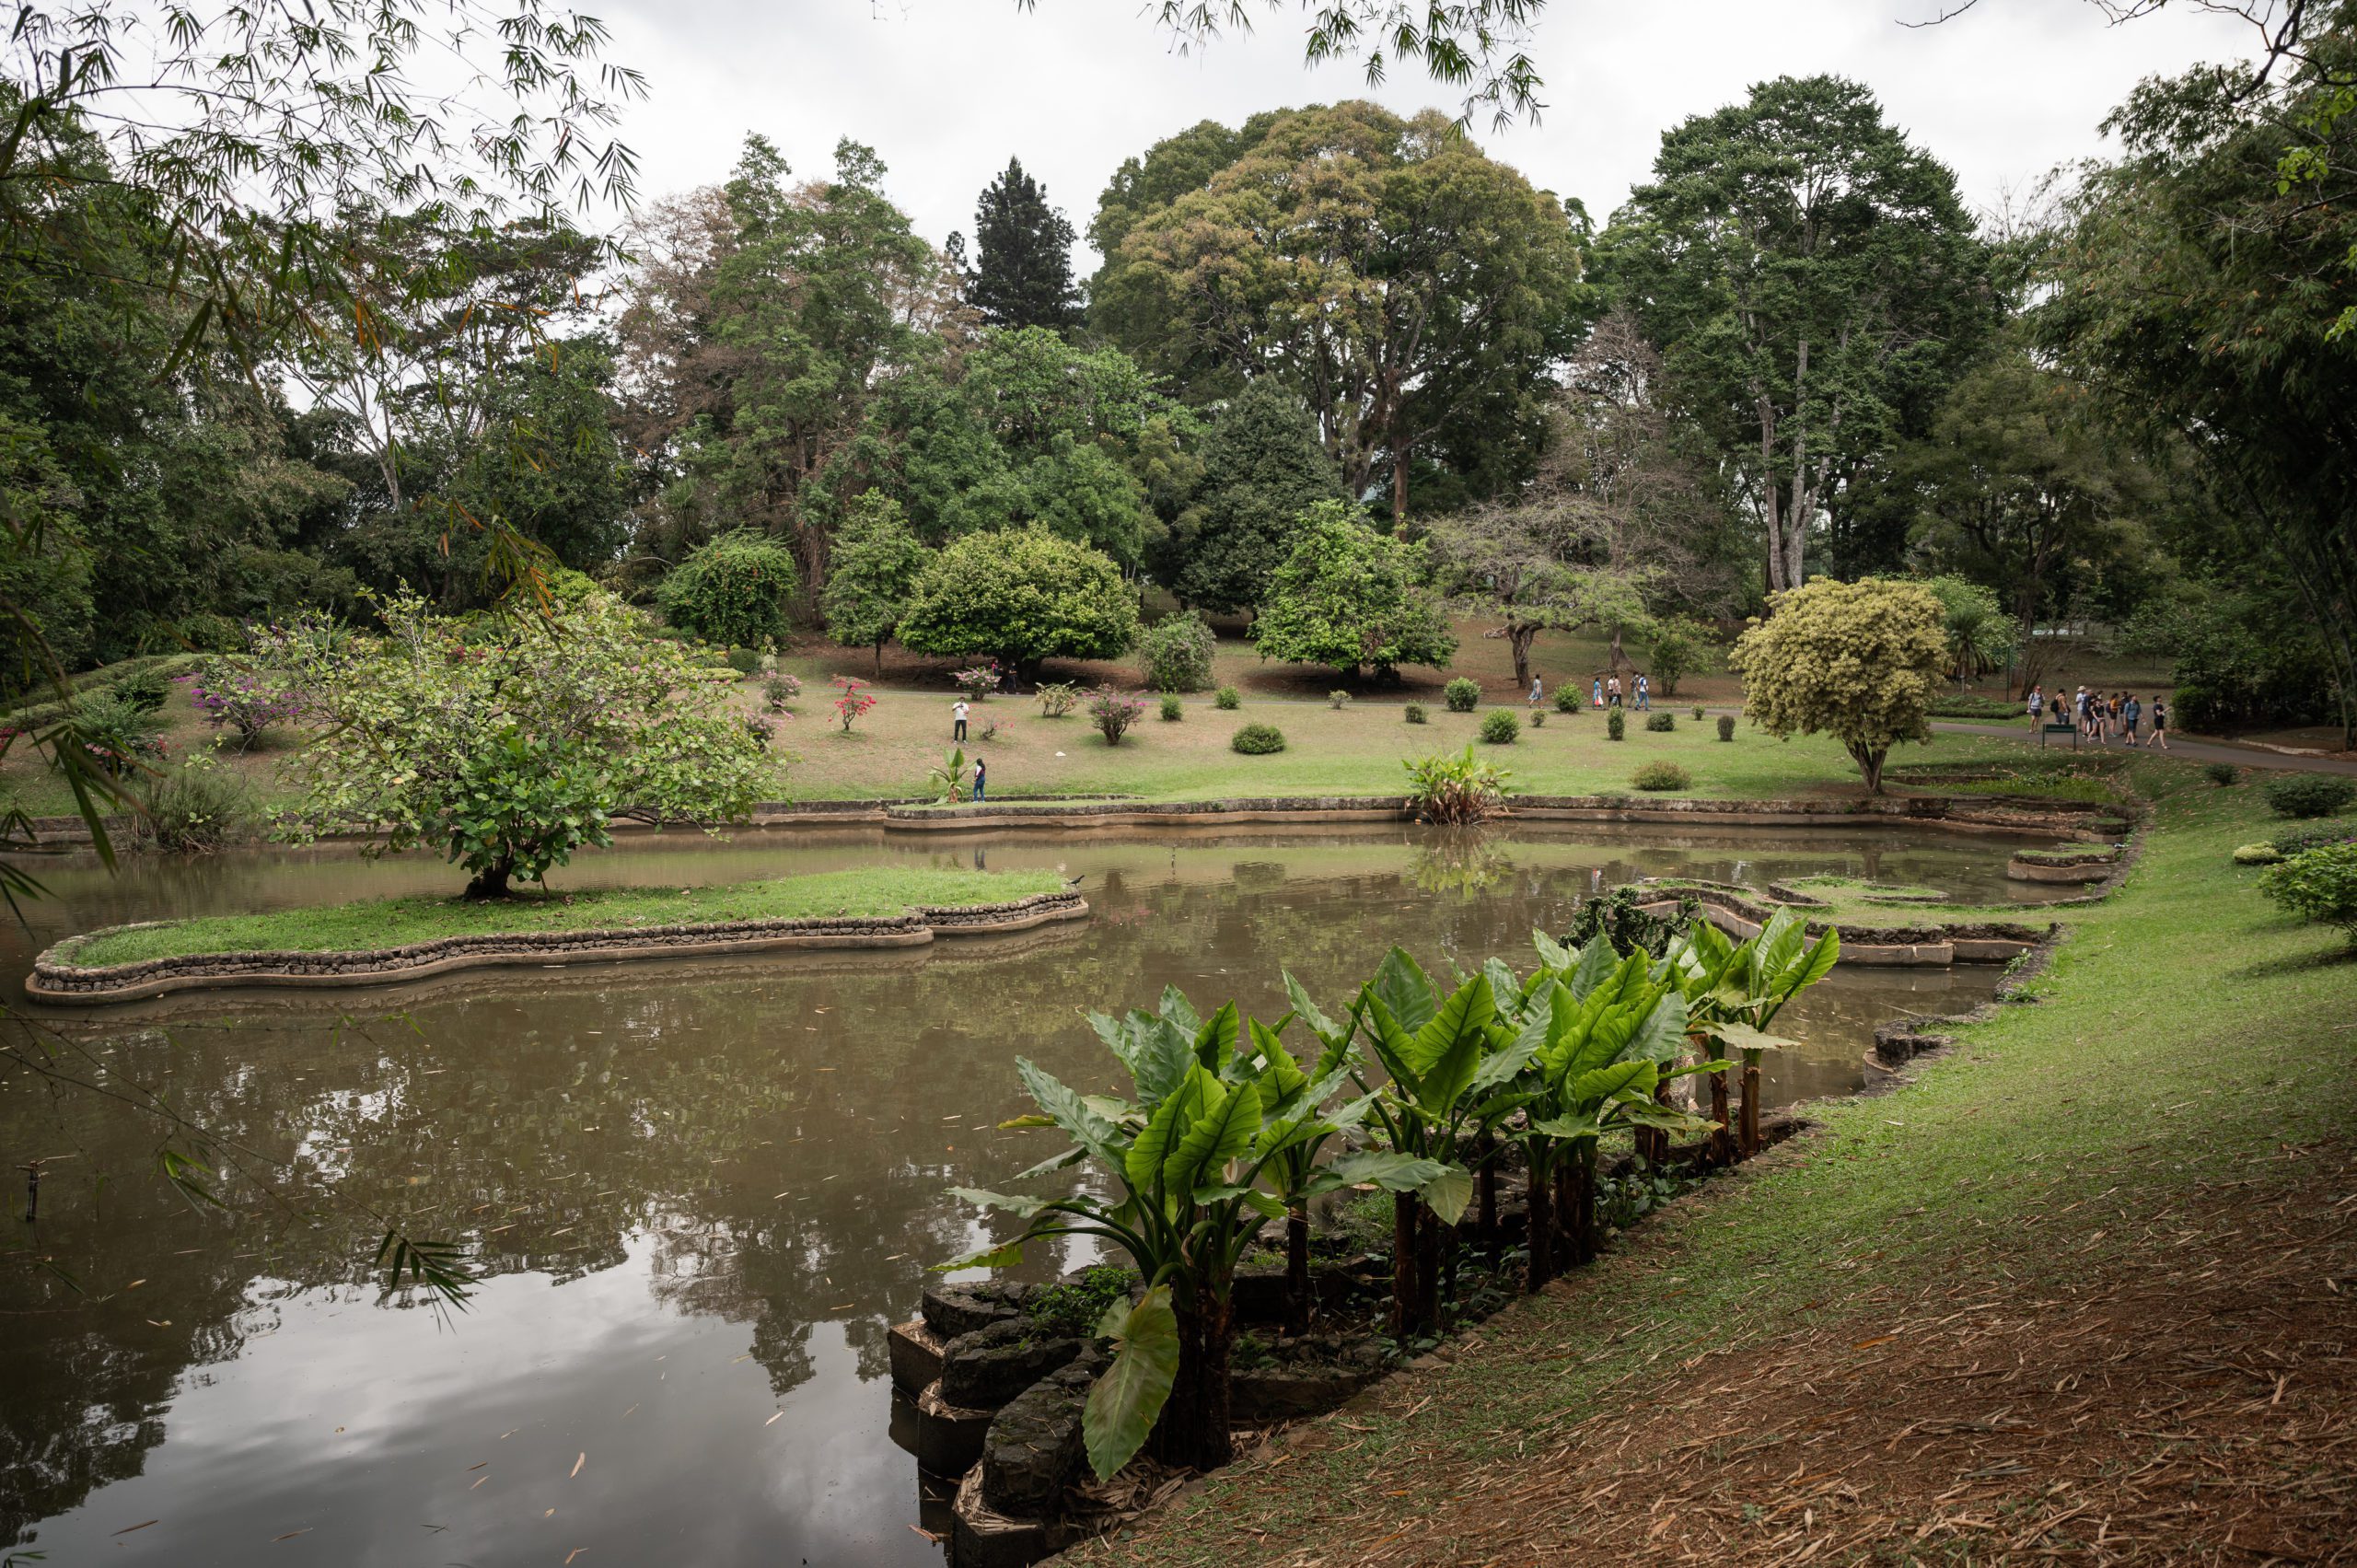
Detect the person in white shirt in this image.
<box><xmin>951</xmin><ymin>699</ymin><xmax>969</xmax><ymax>742</ymax></box>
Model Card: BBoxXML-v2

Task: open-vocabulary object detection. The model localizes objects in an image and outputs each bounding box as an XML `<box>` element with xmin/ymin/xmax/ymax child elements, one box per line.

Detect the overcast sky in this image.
<box><xmin>592</xmin><ymin>0</ymin><xmax>2262</xmax><ymax>262</ymax></box>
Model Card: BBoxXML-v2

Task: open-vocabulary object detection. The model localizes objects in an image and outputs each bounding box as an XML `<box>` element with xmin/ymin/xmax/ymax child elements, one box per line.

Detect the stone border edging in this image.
<box><xmin>1628</xmin><ymin>877</ymin><xmax>2054</xmax><ymax>966</ymax></box>
<box><xmin>25</xmin><ymin>890</ymin><xmax>1090</xmax><ymax>1005</ymax></box>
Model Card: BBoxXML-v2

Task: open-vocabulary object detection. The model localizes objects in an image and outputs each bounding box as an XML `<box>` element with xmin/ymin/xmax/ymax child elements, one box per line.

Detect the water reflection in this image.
<box><xmin>1</xmin><ymin>822</ymin><xmax>2047</xmax><ymax>1565</ymax></box>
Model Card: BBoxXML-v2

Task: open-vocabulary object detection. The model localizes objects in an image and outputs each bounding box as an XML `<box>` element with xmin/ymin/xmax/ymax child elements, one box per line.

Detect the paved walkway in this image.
<box><xmin>1926</xmin><ymin>719</ymin><xmax>2357</xmax><ymax>774</ymax></box>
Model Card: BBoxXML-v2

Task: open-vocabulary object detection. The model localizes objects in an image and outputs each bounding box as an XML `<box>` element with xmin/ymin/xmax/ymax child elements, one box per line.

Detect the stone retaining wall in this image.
<box><xmin>27</xmin><ymin>891</ymin><xmax>1089</xmax><ymax>1005</ymax></box>
<box><xmin>1628</xmin><ymin>877</ymin><xmax>2051</xmax><ymax>967</ymax></box>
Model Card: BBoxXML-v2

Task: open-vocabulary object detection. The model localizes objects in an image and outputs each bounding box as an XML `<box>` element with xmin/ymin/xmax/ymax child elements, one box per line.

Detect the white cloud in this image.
<box><xmin>597</xmin><ymin>0</ymin><xmax>2262</xmax><ymax>261</ymax></box>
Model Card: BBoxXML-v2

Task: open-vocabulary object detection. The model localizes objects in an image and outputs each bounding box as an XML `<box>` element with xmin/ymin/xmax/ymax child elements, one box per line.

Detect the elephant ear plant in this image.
<box><xmin>941</xmin><ymin>987</ymin><xmax>1432</xmax><ymax>1480</ymax></box>
<box><xmin>1668</xmin><ymin>908</ymin><xmax>1839</xmax><ymax>1157</ymax></box>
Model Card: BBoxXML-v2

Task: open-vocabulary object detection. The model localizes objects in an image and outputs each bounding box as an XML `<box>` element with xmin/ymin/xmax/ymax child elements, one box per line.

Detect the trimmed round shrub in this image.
<box><xmin>2259</xmin><ymin>842</ymin><xmax>2357</xmax><ymax>943</ymax></box>
<box><xmin>2233</xmin><ymin>842</ymin><xmax>2283</xmax><ymax>866</ymax></box>
<box><xmin>1716</xmin><ymin>714</ymin><xmax>1736</xmax><ymax>742</ymax></box>
<box><xmin>1140</xmin><ymin>611</ymin><xmax>1217</xmax><ymax>692</ymax></box>
<box><xmin>1632</xmin><ymin>761</ymin><xmax>1691</xmax><ymax>792</ymax></box>
<box><xmin>1213</xmin><ymin>685</ymin><xmax>1241</xmax><ymax>711</ymax></box>
<box><xmin>1404</xmin><ymin>703</ymin><xmax>1428</xmax><ymax>725</ymax></box>
<box><xmin>656</xmin><ymin>531</ymin><xmax>800</xmax><ymax>650</ymax></box>
<box><xmin>1231</xmin><ymin>722</ymin><xmax>1286</xmax><ymax>755</ymax></box>
<box><xmin>1158</xmin><ymin>692</ymin><xmax>1184</xmax><ymax>722</ymax></box>
<box><xmin>1479</xmin><ymin>709</ymin><xmax>1519</xmax><ymax>745</ymax></box>
<box><xmin>1691</xmin><ymin>705</ymin><xmax>1705</xmax><ymax>721</ymax></box>
<box><xmin>2204</xmin><ymin>761</ymin><xmax>2239</xmax><ymax>786</ymax></box>
<box><xmin>1444</xmin><ymin>677</ymin><xmax>1480</xmax><ymax>714</ymax></box>
<box><xmin>1607</xmin><ymin>708</ymin><xmax>1626</xmax><ymax>741</ymax></box>
<box><xmin>2261</xmin><ymin>772</ymin><xmax>2356</xmax><ymax>819</ymax></box>
<box><xmin>1529</xmin><ymin>710</ymin><xmax>1546</xmax><ymax>727</ymax></box>
<box><xmin>1554</xmin><ymin>688</ymin><xmax>1579</xmax><ymax>714</ymax></box>
<box><xmin>1328</xmin><ymin>689</ymin><xmax>1351</xmax><ymax>710</ymax></box>
<box><xmin>726</xmin><ymin>647</ymin><xmax>761</xmax><ymax>677</ymax></box>
<box><xmin>116</xmin><ymin>668</ymin><xmax>172</xmax><ymax>714</ymax></box>
<box><xmin>1644</xmin><ymin>711</ymin><xmax>1676</xmax><ymax>733</ymax></box>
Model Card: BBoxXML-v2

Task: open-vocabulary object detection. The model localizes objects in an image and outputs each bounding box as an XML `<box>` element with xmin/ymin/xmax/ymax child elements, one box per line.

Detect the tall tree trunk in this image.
<box><xmin>1525</xmin><ymin>1156</ymin><xmax>1552</xmax><ymax>1292</ymax></box>
<box><xmin>1285</xmin><ymin>1207</ymin><xmax>1312</xmax><ymax>1335</ymax></box>
<box><xmin>1389</xmin><ymin>1192</ymin><xmax>1418</xmax><ymax>1339</ymax></box>
<box><xmin>1509</xmin><ymin>625</ymin><xmax>1537</xmax><ymax>691</ymax></box>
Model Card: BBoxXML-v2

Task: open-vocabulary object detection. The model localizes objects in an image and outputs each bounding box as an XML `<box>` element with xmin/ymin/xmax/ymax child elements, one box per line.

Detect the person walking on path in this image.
<box><xmin>1608</xmin><ymin>674</ymin><xmax>1623</xmax><ymax>707</ymax></box>
<box><xmin>951</xmin><ymin>698</ymin><xmax>969</xmax><ymax>742</ymax></box>
<box><xmin>1634</xmin><ymin>673</ymin><xmax>1650</xmax><ymax>711</ymax></box>
<box><xmin>971</xmin><ymin>756</ymin><xmax>986</xmax><ymax>802</ymax></box>
<box><xmin>2149</xmin><ymin>696</ymin><xmax>2170</xmax><ymax>751</ymax></box>
<box><xmin>1528</xmin><ymin>676</ymin><xmax>1543</xmax><ymax>709</ymax></box>
<box><xmin>1592</xmin><ymin>677</ymin><xmax>1604</xmax><ymax>708</ymax></box>
<box><xmin>2027</xmin><ymin>686</ymin><xmax>2045</xmax><ymax>727</ymax></box>
<box><xmin>2123</xmin><ymin>691</ymin><xmax>2142</xmax><ymax>745</ymax></box>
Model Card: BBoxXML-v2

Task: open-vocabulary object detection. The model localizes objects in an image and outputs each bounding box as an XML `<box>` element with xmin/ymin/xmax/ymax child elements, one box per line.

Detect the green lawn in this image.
<box><xmin>1070</xmin><ymin>760</ymin><xmax>2357</xmax><ymax>1565</ymax></box>
<box><xmin>58</xmin><ymin>866</ymin><xmax>1071</xmax><ymax>967</ymax></box>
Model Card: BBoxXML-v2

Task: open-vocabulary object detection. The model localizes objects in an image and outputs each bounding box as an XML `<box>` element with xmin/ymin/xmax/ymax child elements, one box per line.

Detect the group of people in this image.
<box><xmin>2028</xmin><ymin>684</ymin><xmax>2169</xmax><ymax>749</ymax></box>
<box><xmin>1527</xmin><ymin>672</ymin><xmax>1651</xmax><ymax>710</ymax></box>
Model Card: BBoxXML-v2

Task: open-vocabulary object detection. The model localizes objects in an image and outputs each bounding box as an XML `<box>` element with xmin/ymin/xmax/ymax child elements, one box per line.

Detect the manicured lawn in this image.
<box><xmin>1067</xmin><ymin>760</ymin><xmax>2357</xmax><ymax>1565</ymax></box>
<box><xmin>0</xmin><ymin>645</ymin><xmax>2054</xmax><ymax>819</ymax></box>
<box><xmin>58</xmin><ymin>866</ymin><xmax>1071</xmax><ymax>967</ymax></box>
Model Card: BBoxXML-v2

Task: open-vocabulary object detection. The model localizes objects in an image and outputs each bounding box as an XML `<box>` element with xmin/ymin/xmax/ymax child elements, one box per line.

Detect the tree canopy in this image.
<box><xmin>1726</xmin><ymin>577</ymin><xmax>1950</xmax><ymax>794</ymax></box>
<box><xmin>896</xmin><ymin>526</ymin><xmax>1141</xmax><ymax>679</ymax></box>
<box><xmin>1605</xmin><ymin>75</ymin><xmax>1992</xmax><ymax>594</ymax></box>
<box><xmin>1091</xmin><ymin>101</ymin><xmax>1587</xmax><ymax>521</ymax></box>
<box><xmin>1162</xmin><ymin>381</ymin><xmax>1349</xmax><ymax>614</ymax></box>
<box><xmin>1250</xmin><ymin>501</ymin><xmax>1457</xmax><ymax>679</ymax></box>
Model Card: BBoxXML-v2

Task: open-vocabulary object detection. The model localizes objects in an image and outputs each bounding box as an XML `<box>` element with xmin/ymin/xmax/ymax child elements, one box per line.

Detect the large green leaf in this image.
<box><xmin>1571</xmin><ymin>1059</ymin><xmax>1655</xmax><ymax>1107</ymax></box>
<box><xmin>1324</xmin><ymin>1150</ymin><xmax>1445</xmax><ymax>1191</ymax></box>
<box><xmin>1404</xmin><ymin>975</ymin><xmax>1496</xmax><ymax>1079</ymax></box>
<box><xmin>1083</xmin><ymin>1284</ymin><xmax>1180</xmax><ymax>1480</ymax></box>
<box><xmin>1167</xmin><ymin>1077</ymin><xmax>1260</xmax><ymax>1196</ymax></box>
<box><xmin>1372</xmin><ymin>946</ymin><xmax>1438</xmax><ymax>1034</ymax></box>
<box><xmin>1531</xmin><ymin>928</ymin><xmax>1573</xmax><ymax>972</ymax></box>
<box><xmin>1015</xmin><ymin>1058</ymin><xmax>1123</xmax><ymax>1168</ymax></box>
<box><xmin>947</xmin><ymin>1187</ymin><xmax>1057</xmax><ymax>1216</ymax></box>
<box><xmin>1125</xmin><ymin>1066</ymin><xmax>1211</xmax><ymax>1192</ymax></box>
<box><xmin>1417</xmin><ymin>1165</ymin><xmax>1475</xmax><ymax>1225</ymax></box>
<box><xmin>1362</xmin><ymin>994</ymin><xmax>1424</xmax><ymax>1100</ymax></box>
<box><xmin>1627</xmin><ymin>990</ymin><xmax>1690</xmax><ymax>1065</ymax></box>
<box><xmin>934</xmin><ymin>1241</ymin><xmax>1027</xmax><ymax>1272</ymax></box>
<box><xmin>1283</xmin><ymin>970</ymin><xmax>1345</xmax><ymax>1050</ymax></box>
<box><xmin>1157</xmin><ymin>984</ymin><xmax>1203</xmax><ymax>1036</ymax></box>
<box><xmin>1566</xmin><ymin>935</ymin><xmax>1619</xmax><ymax>999</ymax></box>
<box><xmin>1195</xmin><ymin>999</ymin><xmax>1244</xmax><ymax>1072</ymax></box>
<box><xmin>1707</xmin><ymin>1020</ymin><xmax>1798</xmax><ymax>1055</ymax></box>
<box><xmin>1128</xmin><ymin>1016</ymin><xmax>1196</xmax><ymax>1109</ymax></box>
<box><xmin>1247</xmin><ymin>1016</ymin><xmax>1306</xmax><ymax>1108</ymax></box>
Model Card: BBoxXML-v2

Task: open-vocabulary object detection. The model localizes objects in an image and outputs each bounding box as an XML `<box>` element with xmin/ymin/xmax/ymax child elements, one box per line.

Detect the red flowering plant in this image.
<box><xmin>831</xmin><ymin>677</ymin><xmax>877</xmax><ymax>733</ymax></box>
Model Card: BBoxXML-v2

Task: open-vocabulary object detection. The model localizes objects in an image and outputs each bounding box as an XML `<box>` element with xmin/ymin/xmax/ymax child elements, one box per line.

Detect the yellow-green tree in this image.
<box><xmin>1725</xmin><ymin>577</ymin><xmax>1948</xmax><ymax>793</ymax></box>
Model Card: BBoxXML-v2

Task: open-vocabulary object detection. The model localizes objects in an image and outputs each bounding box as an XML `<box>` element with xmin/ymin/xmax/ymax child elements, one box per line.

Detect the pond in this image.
<box><xmin>0</xmin><ymin>821</ymin><xmax>2068</xmax><ymax>1564</ymax></box>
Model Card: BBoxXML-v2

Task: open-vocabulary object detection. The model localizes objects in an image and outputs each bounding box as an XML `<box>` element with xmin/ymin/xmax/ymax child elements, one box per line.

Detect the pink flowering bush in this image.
<box><xmin>830</xmin><ymin>676</ymin><xmax>878</xmax><ymax>733</ymax></box>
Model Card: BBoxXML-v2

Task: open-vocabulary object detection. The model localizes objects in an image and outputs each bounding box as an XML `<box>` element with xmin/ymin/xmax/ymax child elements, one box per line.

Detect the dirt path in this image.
<box><xmin>1090</xmin><ymin>1144</ymin><xmax>2357</xmax><ymax>1567</ymax></box>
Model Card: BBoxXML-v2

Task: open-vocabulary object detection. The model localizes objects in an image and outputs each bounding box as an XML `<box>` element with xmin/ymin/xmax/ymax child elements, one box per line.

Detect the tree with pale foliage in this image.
<box><xmin>261</xmin><ymin>591</ymin><xmax>769</xmax><ymax>898</ymax></box>
<box><xmin>1725</xmin><ymin>577</ymin><xmax>1948</xmax><ymax>794</ymax></box>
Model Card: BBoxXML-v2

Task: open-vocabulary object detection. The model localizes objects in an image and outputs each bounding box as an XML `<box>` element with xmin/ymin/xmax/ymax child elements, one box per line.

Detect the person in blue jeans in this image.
<box><xmin>1634</xmin><ymin>673</ymin><xmax>1650</xmax><ymax>711</ymax></box>
<box><xmin>971</xmin><ymin>756</ymin><xmax>986</xmax><ymax>802</ymax></box>
<box><xmin>2122</xmin><ymin>693</ymin><xmax>2142</xmax><ymax>745</ymax></box>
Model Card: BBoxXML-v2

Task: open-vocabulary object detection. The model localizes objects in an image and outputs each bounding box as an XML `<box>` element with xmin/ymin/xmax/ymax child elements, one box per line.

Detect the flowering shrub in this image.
<box><xmin>189</xmin><ymin>658</ymin><xmax>305</xmax><ymax>744</ymax></box>
<box><xmin>1087</xmin><ymin>688</ymin><xmax>1147</xmax><ymax>745</ymax></box>
<box><xmin>744</xmin><ymin>714</ymin><xmax>780</xmax><ymax>749</ymax></box>
<box><xmin>260</xmin><ymin>590</ymin><xmax>769</xmax><ymax>899</ymax></box>
<box><xmin>952</xmin><ymin>665</ymin><xmax>1004</xmax><ymax>702</ymax></box>
<box><xmin>762</xmin><ymin>672</ymin><xmax>801</xmax><ymax>713</ymax></box>
<box><xmin>832</xmin><ymin>677</ymin><xmax>878</xmax><ymax>733</ymax></box>
<box><xmin>1036</xmin><ymin>680</ymin><xmax>1082</xmax><ymax>718</ymax></box>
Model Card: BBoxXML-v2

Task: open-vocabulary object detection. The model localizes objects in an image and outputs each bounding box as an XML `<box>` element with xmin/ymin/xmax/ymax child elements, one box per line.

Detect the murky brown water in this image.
<box><xmin>0</xmin><ymin>822</ymin><xmax>2063</xmax><ymax>1564</ymax></box>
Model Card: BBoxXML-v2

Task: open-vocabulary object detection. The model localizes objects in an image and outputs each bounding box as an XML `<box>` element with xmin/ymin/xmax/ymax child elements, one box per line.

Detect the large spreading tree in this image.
<box><xmin>896</xmin><ymin>526</ymin><xmax>1140</xmax><ymax>681</ymax></box>
<box><xmin>1725</xmin><ymin>577</ymin><xmax>1950</xmax><ymax>794</ymax></box>
<box><xmin>1091</xmin><ymin>101</ymin><xmax>1586</xmax><ymax>523</ymax></box>
<box><xmin>1604</xmin><ymin>75</ymin><xmax>1991</xmax><ymax>594</ymax></box>
<box><xmin>1162</xmin><ymin>381</ymin><xmax>1349</xmax><ymax>615</ymax></box>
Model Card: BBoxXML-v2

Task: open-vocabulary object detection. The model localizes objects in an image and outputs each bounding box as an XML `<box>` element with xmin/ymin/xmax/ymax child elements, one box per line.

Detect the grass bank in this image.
<box><xmin>59</xmin><ymin>866</ymin><xmax>1070</xmax><ymax>968</ymax></box>
<box><xmin>1069</xmin><ymin>760</ymin><xmax>2357</xmax><ymax>1565</ymax></box>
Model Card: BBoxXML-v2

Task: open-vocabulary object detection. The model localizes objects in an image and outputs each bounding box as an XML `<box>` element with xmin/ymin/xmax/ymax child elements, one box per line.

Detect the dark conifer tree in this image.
<box><xmin>969</xmin><ymin>157</ymin><xmax>1082</xmax><ymax>331</ymax></box>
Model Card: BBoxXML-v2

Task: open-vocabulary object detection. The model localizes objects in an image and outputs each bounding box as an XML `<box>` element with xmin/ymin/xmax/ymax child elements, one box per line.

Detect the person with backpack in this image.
<box><xmin>2122</xmin><ymin>691</ymin><xmax>2142</xmax><ymax>745</ymax></box>
<box><xmin>2026</xmin><ymin>686</ymin><xmax>2044</xmax><ymax>727</ymax></box>
<box><xmin>1634</xmin><ymin>672</ymin><xmax>1650</xmax><ymax>711</ymax></box>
